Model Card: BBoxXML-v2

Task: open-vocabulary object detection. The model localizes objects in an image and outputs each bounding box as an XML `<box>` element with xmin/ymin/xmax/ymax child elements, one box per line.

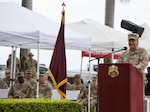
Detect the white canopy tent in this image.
<box><xmin>67</xmin><ymin>19</ymin><xmax>128</xmax><ymax>53</ymax></box>
<box><xmin>67</xmin><ymin>19</ymin><xmax>150</xmax><ymax>55</ymax></box>
<box><xmin>0</xmin><ymin>2</ymin><xmax>91</xmax><ymax>49</ymax></box>
<box><xmin>67</xmin><ymin>19</ymin><xmax>150</xmax><ymax>73</ymax></box>
<box><xmin>67</xmin><ymin>19</ymin><xmax>129</xmax><ymax>76</ymax></box>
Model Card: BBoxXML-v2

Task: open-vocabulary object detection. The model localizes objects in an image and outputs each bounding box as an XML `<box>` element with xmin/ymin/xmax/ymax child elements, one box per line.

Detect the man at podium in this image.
<box><xmin>117</xmin><ymin>33</ymin><xmax>149</xmax><ymax>89</ymax></box>
<box><xmin>98</xmin><ymin>32</ymin><xmax>148</xmax><ymax>112</ymax></box>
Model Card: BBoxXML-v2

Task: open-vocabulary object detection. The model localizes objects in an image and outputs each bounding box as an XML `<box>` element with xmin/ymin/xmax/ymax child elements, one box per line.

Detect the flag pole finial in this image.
<box><xmin>62</xmin><ymin>1</ymin><xmax>66</xmax><ymax>10</ymax></box>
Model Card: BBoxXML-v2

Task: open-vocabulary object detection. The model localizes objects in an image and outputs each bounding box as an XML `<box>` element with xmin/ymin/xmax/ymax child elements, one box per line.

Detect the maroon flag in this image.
<box><xmin>48</xmin><ymin>10</ymin><xmax>67</xmax><ymax>99</ymax></box>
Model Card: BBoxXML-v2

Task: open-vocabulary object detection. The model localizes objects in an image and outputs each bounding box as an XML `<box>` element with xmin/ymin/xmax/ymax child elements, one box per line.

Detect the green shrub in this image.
<box><xmin>0</xmin><ymin>98</ymin><xmax>82</xmax><ymax>112</ymax></box>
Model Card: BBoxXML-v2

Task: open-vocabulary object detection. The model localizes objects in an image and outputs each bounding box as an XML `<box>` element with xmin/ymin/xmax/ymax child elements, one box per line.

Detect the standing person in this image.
<box><xmin>7</xmin><ymin>53</ymin><xmax>20</xmax><ymax>73</ymax></box>
<box><xmin>117</xmin><ymin>33</ymin><xmax>149</xmax><ymax>93</ymax></box>
<box><xmin>24</xmin><ymin>53</ymin><xmax>37</xmax><ymax>79</ymax></box>
<box><xmin>145</xmin><ymin>67</ymin><xmax>150</xmax><ymax>95</ymax></box>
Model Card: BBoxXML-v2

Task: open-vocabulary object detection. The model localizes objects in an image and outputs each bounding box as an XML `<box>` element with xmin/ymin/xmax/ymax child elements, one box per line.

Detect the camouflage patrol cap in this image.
<box><xmin>26</xmin><ymin>70</ymin><xmax>32</xmax><ymax>74</ymax></box>
<box><xmin>16</xmin><ymin>72</ymin><xmax>24</xmax><ymax>77</ymax></box>
<box><xmin>92</xmin><ymin>76</ymin><xmax>97</xmax><ymax>80</ymax></box>
<box><xmin>28</xmin><ymin>52</ymin><xmax>34</xmax><ymax>56</ymax></box>
<box><xmin>75</xmin><ymin>74</ymin><xmax>81</xmax><ymax>78</ymax></box>
<box><xmin>39</xmin><ymin>71</ymin><xmax>46</xmax><ymax>76</ymax></box>
<box><xmin>128</xmin><ymin>33</ymin><xmax>138</xmax><ymax>40</ymax></box>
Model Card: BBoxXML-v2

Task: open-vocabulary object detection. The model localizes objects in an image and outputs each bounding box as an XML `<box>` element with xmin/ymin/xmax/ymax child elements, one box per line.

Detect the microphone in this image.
<box><xmin>122</xmin><ymin>47</ymin><xmax>128</xmax><ymax>50</ymax></box>
<box><xmin>115</xmin><ymin>47</ymin><xmax>127</xmax><ymax>52</ymax></box>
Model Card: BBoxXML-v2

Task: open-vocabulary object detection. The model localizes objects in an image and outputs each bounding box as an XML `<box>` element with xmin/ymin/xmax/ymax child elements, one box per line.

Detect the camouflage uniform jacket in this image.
<box><xmin>66</xmin><ymin>82</ymin><xmax>72</xmax><ymax>90</ymax></box>
<box><xmin>72</xmin><ymin>82</ymin><xmax>87</xmax><ymax>100</ymax></box>
<box><xmin>90</xmin><ymin>84</ymin><xmax>98</xmax><ymax>100</ymax></box>
<box><xmin>25</xmin><ymin>79</ymin><xmax>36</xmax><ymax>90</ymax></box>
<box><xmin>30</xmin><ymin>81</ymin><xmax>52</xmax><ymax>98</ymax></box>
<box><xmin>2</xmin><ymin>78</ymin><xmax>10</xmax><ymax>87</ymax></box>
<box><xmin>7</xmin><ymin>57</ymin><xmax>20</xmax><ymax>72</ymax></box>
<box><xmin>39</xmin><ymin>81</ymin><xmax>52</xmax><ymax>98</ymax></box>
<box><xmin>117</xmin><ymin>47</ymin><xmax>149</xmax><ymax>84</ymax></box>
<box><xmin>8</xmin><ymin>82</ymin><xmax>31</xmax><ymax>98</ymax></box>
<box><xmin>0</xmin><ymin>79</ymin><xmax>8</xmax><ymax>89</ymax></box>
<box><xmin>117</xmin><ymin>47</ymin><xmax>149</xmax><ymax>75</ymax></box>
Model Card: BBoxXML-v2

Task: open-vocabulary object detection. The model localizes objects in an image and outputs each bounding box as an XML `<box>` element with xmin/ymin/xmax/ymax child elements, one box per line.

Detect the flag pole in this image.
<box><xmin>62</xmin><ymin>1</ymin><xmax>66</xmax><ymax>10</ymax></box>
<box><xmin>10</xmin><ymin>46</ymin><xmax>14</xmax><ymax>87</ymax></box>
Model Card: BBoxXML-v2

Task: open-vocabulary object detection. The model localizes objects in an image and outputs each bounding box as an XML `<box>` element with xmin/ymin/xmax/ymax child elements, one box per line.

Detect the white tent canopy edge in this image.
<box><xmin>0</xmin><ymin>2</ymin><xmax>91</xmax><ymax>50</ymax></box>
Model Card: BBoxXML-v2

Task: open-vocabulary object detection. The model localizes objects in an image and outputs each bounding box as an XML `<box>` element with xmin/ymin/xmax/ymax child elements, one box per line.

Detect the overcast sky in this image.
<box><xmin>0</xmin><ymin>0</ymin><xmax>150</xmax><ymax>70</ymax></box>
<box><xmin>1</xmin><ymin>0</ymin><xmax>150</xmax><ymax>29</ymax></box>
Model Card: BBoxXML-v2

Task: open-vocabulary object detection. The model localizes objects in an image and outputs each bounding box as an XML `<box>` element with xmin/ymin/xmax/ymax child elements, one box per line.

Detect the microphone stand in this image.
<box><xmin>89</xmin><ymin>50</ymin><xmax>113</xmax><ymax>64</ymax></box>
<box><xmin>89</xmin><ymin>47</ymin><xmax>127</xmax><ymax>64</ymax></box>
<box><xmin>111</xmin><ymin>48</ymin><xmax>115</xmax><ymax>63</ymax></box>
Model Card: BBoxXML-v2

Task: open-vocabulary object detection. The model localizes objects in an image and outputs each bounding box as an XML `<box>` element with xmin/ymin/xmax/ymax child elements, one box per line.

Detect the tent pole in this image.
<box><xmin>12</xmin><ymin>47</ymin><xmax>17</xmax><ymax>86</ymax></box>
<box><xmin>36</xmin><ymin>41</ymin><xmax>40</xmax><ymax>99</ymax></box>
<box><xmin>80</xmin><ymin>55</ymin><xmax>83</xmax><ymax>75</ymax></box>
<box><xmin>88</xmin><ymin>48</ymin><xmax>91</xmax><ymax>112</ymax></box>
<box><xmin>10</xmin><ymin>46</ymin><xmax>14</xmax><ymax>87</ymax></box>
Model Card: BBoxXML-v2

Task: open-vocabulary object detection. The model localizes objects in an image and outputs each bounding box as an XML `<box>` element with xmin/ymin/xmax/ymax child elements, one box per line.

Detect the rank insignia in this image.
<box><xmin>108</xmin><ymin>65</ymin><xmax>119</xmax><ymax>78</ymax></box>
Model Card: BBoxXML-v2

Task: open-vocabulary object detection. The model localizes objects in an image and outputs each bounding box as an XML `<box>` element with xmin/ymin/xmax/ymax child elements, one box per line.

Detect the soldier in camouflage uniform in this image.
<box><xmin>30</xmin><ymin>71</ymin><xmax>53</xmax><ymax>98</ymax></box>
<box><xmin>80</xmin><ymin>76</ymin><xmax>98</xmax><ymax>112</ymax></box>
<box><xmin>8</xmin><ymin>72</ymin><xmax>31</xmax><ymax>98</ymax></box>
<box><xmin>2</xmin><ymin>69</ymin><xmax>10</xmax><ymax>87</ymax></box>
<box><xmin>7</xmin><ymin>54</ymin><xmax>20</xmax><ymax>72</ymax></box>
<box><xmin>72</xmin><ymin>74</ymin><xmax>87</xmax><ymax>109</ymax></box>
<box><xmin>66</xmin><ymin>82</ymin><xmax>73</xmax><ymax>90</ymax></box>
<box><xmin>0</xmin><ymin>78</ymin><xmax>8</xmax><ymax>89</ymax></box>
<box><xmin>117</xmin><ymin>33</ymin><xmax>149</xmax><ymax>83</ymax></box>
<box><xmin>24</xmin><ymin>53</ymin><xmax>37</xmax><ymax>79</ymax></box>
<box><xmin>89</xmin><ymin>76</ymin><xmax>98</xmax><ymax>112</ymax></box>
<box><xmin>117</xmin><ymin>33</ymin><xmax>149</xmax><ymax>97</ymax></box>
<box><xmin>25</xmin><ymin>70</ymin><xmax>36</xmax><ymax>91</ymax></box>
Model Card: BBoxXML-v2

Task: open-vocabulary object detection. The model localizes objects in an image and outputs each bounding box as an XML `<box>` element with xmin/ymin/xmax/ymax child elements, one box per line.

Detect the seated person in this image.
<box><xmin>24</xmin><ymin>70</ymin><xmax>36</xmax><ymax>90</ymax></box>
<box><xmin>2</xmin><ymin>69</ymin><xmax>10</xmax><ymax>87</ymax></box>
<box><xmin>0</xmin><ymin>78</ymin><xmax>8</xmax><ymax>89</ymax></box>
<box><xmin>30</xmin><ymin>71</ymin><xmax>53</xmax><ymax>98</ymax></box>
<box><xmin>66</xmin><ymin>82</ymin><xmax>72</xmax><ymax>90</ymax></box>
<box><xmin>8</xmin><ymin>72</ymin><xmax>31</xmax><ymax>98</ymax></box>
<box><xmin>89</xmin><ymin>76</ymin><xmax>98</xmax><ymax>112</ymax></box>
<box><xmin>72</xmin><ymin>74</ymin><xmax>87</xmax><ymax>107</ymax></box>
<box><xmin>145</xmin><ymin>67</ymin><xmax>150</xmax><ymax>95</ymax></box>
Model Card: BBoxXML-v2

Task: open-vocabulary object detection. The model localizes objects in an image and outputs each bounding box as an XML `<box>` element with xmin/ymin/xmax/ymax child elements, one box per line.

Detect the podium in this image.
<box><xmin>98</xmin><ymin>63</ymin><xmax>143</xmax><ymax>112</ymax></box>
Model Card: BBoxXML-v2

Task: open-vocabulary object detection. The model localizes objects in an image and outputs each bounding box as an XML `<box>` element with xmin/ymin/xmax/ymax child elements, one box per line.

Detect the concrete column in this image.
<box><xmin>20</xmin><ymin>0</ymin><xmax>32</xmax><ymax>72</ymax></box>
